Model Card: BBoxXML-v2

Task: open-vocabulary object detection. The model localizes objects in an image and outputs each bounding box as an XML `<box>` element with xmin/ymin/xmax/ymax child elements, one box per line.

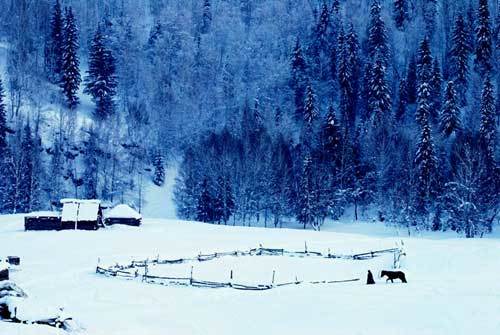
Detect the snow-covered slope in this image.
<box><xmin>0</xmin><ymin>215</ymin><xmax>499</xmax><ymax>335</ymax></box>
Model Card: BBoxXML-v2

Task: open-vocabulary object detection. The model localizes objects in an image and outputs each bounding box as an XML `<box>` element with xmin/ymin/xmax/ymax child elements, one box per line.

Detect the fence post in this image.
<box><xmin>272</xmin><ymin>270</ymin><xmax>275</xmax><ymax>286</ymax></box>
<box><xmin>230</xmin><ymin>270</ymin><xmax>233</xmax><ymax>280</ymax></box>
<box><xmin>304</xmin><ymin>241</ymin><xmax>308</xmax><ymax>254</ymax></box>
<box><xmin>190</xmin><ymin>266</ymin><xmax>194</xmax><ymax>285</ymax></box>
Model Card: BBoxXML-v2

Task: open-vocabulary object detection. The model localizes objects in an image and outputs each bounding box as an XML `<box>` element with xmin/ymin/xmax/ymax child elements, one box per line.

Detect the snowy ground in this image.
<box><xmin>0</xmin><ymin>215</ymin><xmax>499</xmax><ymax>335</ymax></box>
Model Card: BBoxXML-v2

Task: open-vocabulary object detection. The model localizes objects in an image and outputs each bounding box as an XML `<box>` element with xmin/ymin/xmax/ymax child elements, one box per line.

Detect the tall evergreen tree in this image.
<box><xmin>82</xmin><ymin>127</ymin><xmax>100</xmax><ymax>199</ymax></box>
<box><xmin>84</xmin><ymin>25</ymin><xmax>117</xmax><ymax>119</ymax></box>
<box><xmin>291</xmin><ymin>38</ymin><xmax>307</xmax><ymax>121</ymax></box>
<box><xmin>396</xmin><ymin>77</ymin><xmax>408</xmax><ymax>121</ymax></box>
<box><xmin>423</xmin><ymin>0</ymin><xmax>438</xmax><ymax>37</ymax></box>
<box><xmin>475</xmin><ymin>0</ymin><xmax>493</xmax><ymax>75</ymax></box>
<box><xmin>152</xmin><ymin>150</ymin><xmax>165</xmax><ymax>186</ymax></box>
<box><xmin>367</xmin><ymin>0</ymin><xmax>389</xmax><ymax>63</ymax></box>
<box><xmin>45</xmin><ymin>0</ymin><xmax>64</xmax><ymax>83</ymax></box>
<box><xmin>406</xmin><ymin>55</ymin><xmax>418</xmax><ymax>104</ymax></box>
<box><xmin>197</xmin><ymin>178</ymin><xmax>214</xmax><ymax>223</ymax></box>
<box><xmin>478</xmin><ymin>77</ymin><xmax>496</xmax><ymax>163</ymax></box>
<box><xmin>393</xmin><ymin>0</ymin><xmax>408</xmax><ymax>30</ymax></box>
<box><xmin>19</xmin><ymin>124</ymin><xmax>40</xmax><ymax>213</ymax></box>
<box><xmin>201</xmin><ymin>0</ymin><xmax>212</xmax><ymax>34</ymax></box>
<box><xmin>440</xmin><ymin>81</ymin><xmax>462</xmax><ymax>137</ymax></box>
<box><xmin>430</xmin><ymin>58</ymin><xmax>442</xmax><ymax>121</ymax></box>
<box><xmin>450</xmin><ymin>14</ymin><xmax>471</xmax><ymax>104</ymax></box>
<box><xmin>214</xmin><ymin>176</ymin><xmax>235</xmax><ymax>224</ymax></box>
<box><xmin>60</xmin><ymin>7</ymin><xmax>81</xmax><ymax>110</ymax></box>
<box><xmin>414</xmin><ymin>115</ymin><xmax>438</xmax><ymax>217</ymax></box>
<box><xmin>297</xmin><ymin>155</ymin><xmax>316</xmax><ymax>229</ymax></box>
<box><xmin>368</xmin><ymin>58</ymin><xmax>391</xmax><ymax>126</ymax></box>
<box><xmin>0</xmin><ymin>78</ymin><xmax>11</xmax><ymax>212</ymax></box>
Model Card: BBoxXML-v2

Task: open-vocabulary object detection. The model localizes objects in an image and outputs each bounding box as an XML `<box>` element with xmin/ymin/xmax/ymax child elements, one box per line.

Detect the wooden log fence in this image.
<box><xmin>95</xmin><ymin>244</ymin><xmax>404</xmax><ymax>291</ymax></box>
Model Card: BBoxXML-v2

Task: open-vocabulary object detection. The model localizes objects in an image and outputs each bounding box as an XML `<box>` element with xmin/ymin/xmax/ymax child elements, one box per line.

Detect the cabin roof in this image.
<box><xmin>61</xmin><ymin>199</ymin><xmax>101</xmax><ymax>222</ymax></box>
<box><xmin>25</xmin><ymin>211</ymin><xmax>60</xmax><ymax>218</ymax></box>
<box><xmin>106</xmin><ymin>204</ymin><xmax>142</xmax><ymax>220</ymax></box>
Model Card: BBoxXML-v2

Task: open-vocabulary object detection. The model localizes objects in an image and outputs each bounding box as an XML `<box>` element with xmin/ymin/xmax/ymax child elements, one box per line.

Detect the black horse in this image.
<box><xmin>380</xmin><ymin>270</ymin><xmax>407</xmax><ymax>283</ymax></box>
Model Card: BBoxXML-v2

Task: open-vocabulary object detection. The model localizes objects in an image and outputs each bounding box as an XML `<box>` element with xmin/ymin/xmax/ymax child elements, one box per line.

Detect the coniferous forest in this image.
<box><xmin>0</xmin><ymin>0</ymin><xmax>498</xmax><ymax>237</ymax></box>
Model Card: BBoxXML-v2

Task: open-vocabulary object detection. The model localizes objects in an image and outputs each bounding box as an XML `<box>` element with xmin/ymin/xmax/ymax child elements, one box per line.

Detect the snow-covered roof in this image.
<box><xmin>25</xmin><ymin>211</ymin><xmax>60</xmax><ymax>218</ymax></box>
<box><xmin>60</xmin><ymin>199</ymin><xmax>101</xmax><ymax>204</ymax></box>
<box><xmin>61</xmin><ymin>199</ymin><xmax>100</xmax><ymax>222</ymax></box>
<box><xmin>106</xmin><ymin>205</ymin><xmax>142</xmax><ymax>220</ymax></box>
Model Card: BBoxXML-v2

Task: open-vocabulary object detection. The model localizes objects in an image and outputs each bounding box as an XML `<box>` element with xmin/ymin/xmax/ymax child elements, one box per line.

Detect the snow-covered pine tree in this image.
<box><xmin>84</xmin><ymin>24</ymin><xmax>117</xmax><ymax>119</ymax></box>
<box><xmin>417</xmin><ymin>37</ymin><xmax>433</xmax><ymax>86</ymax></box>
<box><xmin>19</xmin><ymin>123</ymin><xmax>41</xmax><ymax>213</ymax></box>
<box><xmin>416</xmin><ymin>38</ymin><xmax>433</xmax><ymax>126</ymax></box>
<box><xmin>440</xmin><ymin>81</ymin><xmax>461</xmax><ymax>137</ymax></box>
<box><xmin>174</xmin><ymin>148</ymin><xmax>200</xmax><ymax>220</ymax></box>
<box><xmin>214</xmin><ymin>176</ymin><xmax>234</xmax><ymax>225</ymax></box>
<box><xmin>467</xmin><ymin>0</ymin><xmax>477</xmax><ymax>50</ymax></box>
<box><xmin>450</xmin><ymin>14</ymin><xmax>471</xmax><ymax>105</ymax></box>
<box><xmin>201</xmin><ymin>0</ymin><xmax>212</xmax><ymax>34</ymax></box>
<box><xmin>406</xmin><ymin>55</ymin><xmax>418</xmax><ymax>104</ymax></box>
<box><xmin>368</xmin><ymin>57</ymin><xmax>391</xmax><ymax>126</ymax></box>
<box><xmin>302</xmin><ymin>84</ymin><xmax>319</xmax><ymax>151</ymax></box>
<box><xmin>338</xmin><ymin>23</ymin><xmax>359</xmax><ymax>129</ymax></box>
<box><xmin>60</xmin><ymin>7</ymin><xmax>81</xmax><ymax>110</ymax></box>
<box><xmin>0</xmin><ymin>77</ymin><xmax>11</xmax><ymax>212</ymax></box>
<box><xmin>430</xmin><ymin>58</ymin><xmax>442</xmax><ymax>122</ymax></box>
<box><xmin>270</xmin><ymin>136</ymin><xmax>293</xmax><ymax>228</ymax></box>
<box><xmin>291</xmin><ymin>38</ymin><xmax>307</xmax><ymax>121</ymax></box>
<box><xmin>414</xmin><ymin>114</ymin><xmax>438</xmax><ymax>218</ymax></box>
<box><xmin>322</xmin><ymin>105</ymin><xmax>342</xmax><ymax>159</ymax></box>
<box><xmin>297</xmin><ymin>155</ymin><xmax>315</xmax><ymax>229</ymax></box>
<box><xmin>152</xmin><ymin>150</ymin><xmax>166</xmax><ymax>186</ymax></box>
<box><xmin>196</xmin><ymin>178</ymin><xmax>214</xmax><ymax>223</ymax></box>
<box><xmin>393</xmin><ymin>0</ymin><xmax>408</xmax><ymax>30</ymax></box>
<box><xmin>423</xmin><ymin>0</ymin><xmax>438</xmax><ymax>37</ymax></box>
<box><xmin>45</xmin><ymin>0</ymin><xmax>64</xmax><ymax>83</ymax></box>
<box><xmin>474</xmin><ymin>0</ymin><xmax>493</xmax><ymax>75</ymax></box>
<box><xmin>478</xmin><ymin>77</ymin><xmax>496</xmax><ymax>164</ymax></box>
<box><xmin>367</xmin><ymin>0</ymin><xmax>389</xmax><ymax>64</ymax></box>
<box><xmin>396</xmin><ymin>77</ymin><xmax>408</xmax><ymax>121</ymax></box>
<box><xmin>309</xmin><ymin>2</ymin><xmax>332</xmax><ymax>80</ymax></box>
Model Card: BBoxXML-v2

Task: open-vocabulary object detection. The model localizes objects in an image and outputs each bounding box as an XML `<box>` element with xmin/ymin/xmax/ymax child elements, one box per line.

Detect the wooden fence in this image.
<box><xmin>95</xmin><ymin>245</ymin><xmax>404</xmax><ymax>291</ymax></box>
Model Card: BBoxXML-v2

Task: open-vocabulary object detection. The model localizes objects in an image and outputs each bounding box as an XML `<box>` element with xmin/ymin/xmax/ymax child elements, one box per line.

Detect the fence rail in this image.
<box><xmin>96</xmin><ymin>245</ymin><xmax>404</xmax><ymax>291</ymax></box>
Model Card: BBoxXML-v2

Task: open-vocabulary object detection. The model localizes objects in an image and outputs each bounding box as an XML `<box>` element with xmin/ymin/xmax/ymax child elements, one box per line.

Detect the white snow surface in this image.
<box><xmin>106</xmin><ymin>205</ymin><xmax>141</xmax><ymax>220</ymax></box>
<box><xmin>0</xmin><ymin>214</ymin><xmax>499</xmax><ymax>335</ymax></box>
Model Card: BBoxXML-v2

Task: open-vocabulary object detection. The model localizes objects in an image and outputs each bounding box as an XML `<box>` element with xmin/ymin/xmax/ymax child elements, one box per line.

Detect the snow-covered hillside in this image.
<box><xmin>0</xmin><ymin>215</ymin><xmax>499</xmax><ymax>335</ymax></box>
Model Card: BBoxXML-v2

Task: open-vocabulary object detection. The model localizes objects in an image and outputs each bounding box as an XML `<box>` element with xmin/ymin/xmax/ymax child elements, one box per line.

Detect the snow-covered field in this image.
<box><xmin>1</xmin><ymin>215</ymin><xmax>499</xmax><ymax>335</ymax></box>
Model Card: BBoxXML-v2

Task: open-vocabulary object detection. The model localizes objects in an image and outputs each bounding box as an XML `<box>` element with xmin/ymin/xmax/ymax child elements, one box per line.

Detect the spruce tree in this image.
<box><xmin>430</xmin><ymin>58</ymin><xmax>442</xmax><ymax>121</ymax></box>
<box><xmin>423</xmin><ymin>0</ymin><xmax>437</xmax><ymax>37</ymax></box>
<box><xmin>309</xmin><ymin>2</ymin><xmax>332</xmax><ymax>79</ymax></box>
<box><xmin>322</xmin><ymin>105</ymin><xmax>342</xmax><ymax>158</ymax></box>
<box><xmin>368</xmin><ymin>0</ymin><xmax>389</xmax><ymax>63</ymax></box>
<box><xmin>201</xmin><ymin>0</ymin><xmax>212</xmax><ymax>34</ymax></box>
<box><xmin>440</xmin><ymin>81</ymin><xmax>462</xmax><ymax>137</ymax></box>
<box><xmin>475</xmin><ymin>0</ymin><xmax>493</xmax><ymax>75</ymax></box>
<box><xmin>396</xmin><ymin>77</ymin><xmax>408</xmax><ymax>121</ymax></box>
<box><xmin>60</xmin><ymin>7</ymin><xmax>81</xmax><ymax>110</ymax></box>
<box><xmin>45</xmin><ymin>0</ymin><xmax>64</xmax><ymax>83</ymax></box>
<box><xmin>214</xmin><ymin>176</ymin><xmax>234</xmax><ymax>225</ymax></box>
<box><xmin>19</xmin><ymin>123</ymin><xmax>40</xmax><ymax>213</ymax></box>
<box><xmin>479</xmin><ymin>77</ymin><xmax>496</xmax><ymax>163</ymax></box>
<box><xmin>291</xmin><ymin>38</ymin><xmax>307</xmax><ymax>121</ymax></box>
<box><xmin>338</xmin><ymin>23</ymin><xmax>359</xmax><ymax>128</ymax></box>
<box><xmin>153</xmin><ymin>150</ymin><xmax>166</xmax><ymax>186</ymax></box>
<box><xmin>84</xmin><ymin>25</ymin><xmax>117</xmax><ymax>119</ymax></box>
<box><xmin>0</xmin><ymin>78</ymin><xmax>10</xmax><ymax>212</ymax></box>
<box><xmin>197</xmin><ymin>178</ymin><xmax>214</xmax><ymax>223</ymax></box>
<box><xmin>414</xmin><ymin>114</ymin><xmax>438</xmax><ymax>217</ymax></box>
<box><xmin>368</xmin><ymin>58</ymin><xmax>391</xmax><ymax>126</ymax></box>
<box><xmin>450</xmin><ymin>14</ymin><xmax>471</xmax><ymax>104</ymax></box>
<box><xmin>393</xmin><ymin>0</ymin><xmax>408</xmax><ymax>30</ymax></box>
<box><xmin>297</xmin><ymin>155</ymin><xmax>315</xmax><ymax>229</ymax></box>
<box><xmin>417</xmin><ymin>38</ymin><xmax>433</xmax><ymax>86</ymax></box>
<box><xmin>406</xmin><ymin>55</ymin><xmax>418</xmax><ymax>104</ymax></box>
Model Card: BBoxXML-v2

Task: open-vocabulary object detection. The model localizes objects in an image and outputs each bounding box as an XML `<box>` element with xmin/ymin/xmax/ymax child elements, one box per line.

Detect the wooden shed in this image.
<box><xmin>105</xmin><ymin>204</ymin><xmax>142</xmax><ymax>226</ymax></box>
<box><xmin>60</xmin><ymin>199</ymin><xmax>103</xmax><ymax>230</ymax></box>
<box><xmin>24</xmin><ymin>212</ymin><xmax>61</xmax><ymax>231</ymax></box>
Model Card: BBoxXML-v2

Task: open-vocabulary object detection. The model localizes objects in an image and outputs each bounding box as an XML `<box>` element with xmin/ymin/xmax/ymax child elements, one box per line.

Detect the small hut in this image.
<box><xmin>24</xmin><ymin>212</ymin><xmax>61</xmax><ymax>231</ymax></box>
<box><xmin>105</xmin><ymin>204</ymin><xmax>142</xmax><ymax>226</ymax></box>
<box><xmin>60</xmin><ymin>199</ymin><xmax>103</xmax><ymax>230</ymax></box>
